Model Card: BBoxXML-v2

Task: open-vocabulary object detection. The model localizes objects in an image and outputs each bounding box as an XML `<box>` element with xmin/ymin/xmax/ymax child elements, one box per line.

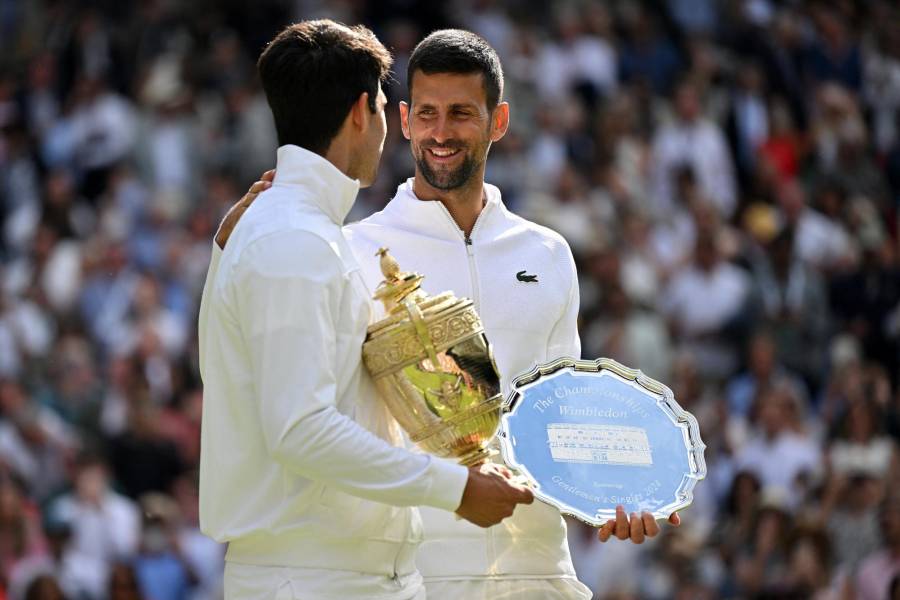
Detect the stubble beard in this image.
<box><xmin>415</xmin><ymin>146</ymin><xmax>481</xmax><ymax>191</ymax></box>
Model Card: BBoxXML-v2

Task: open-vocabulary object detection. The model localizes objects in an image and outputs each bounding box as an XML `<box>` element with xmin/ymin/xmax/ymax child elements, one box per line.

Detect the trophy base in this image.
<box><xmin>457</xmin><ymin>446</ymin><xmax>494</xmax><ymax>467</ymax></box>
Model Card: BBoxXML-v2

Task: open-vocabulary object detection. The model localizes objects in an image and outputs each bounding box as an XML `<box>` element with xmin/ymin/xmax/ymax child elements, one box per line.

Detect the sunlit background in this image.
<box><xmin>1</xmin><ymin>1</ymin><xmax>899</xmax><ymax>599</ymax></box>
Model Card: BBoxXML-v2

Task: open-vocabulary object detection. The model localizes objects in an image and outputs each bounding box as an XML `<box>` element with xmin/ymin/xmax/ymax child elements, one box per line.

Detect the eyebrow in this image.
<box><xmin>416</xmin><ymin>102</ymin><xmax>479</xmax><ymax>111</ymax></box>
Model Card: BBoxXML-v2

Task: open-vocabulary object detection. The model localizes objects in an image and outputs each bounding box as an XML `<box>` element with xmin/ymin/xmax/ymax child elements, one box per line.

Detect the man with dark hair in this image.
<box><xmin>198</xmin><ymin>21</ymin><xmax>532</xmax><ymax>600</ymax></box>
<box><xmin>359</xmin><ymin>28</ymin><xmax>680</xmax><ymax>600</ymax></box>
<box><xmin>348</xmin><ymin>28</ymin><xmax>591</xmax><ymax>600</ymax></box>
<box><xmin>399</xmin><ymin>29</ymin><xmax>504</xmax><ymax>197</ymax></box>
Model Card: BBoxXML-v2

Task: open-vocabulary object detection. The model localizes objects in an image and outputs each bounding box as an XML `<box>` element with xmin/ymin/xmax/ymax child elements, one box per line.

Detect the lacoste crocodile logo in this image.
<box><xmin>516</xmin><ymin>270</ymin><xmax>538</xmax><ymax>283</ymax></box>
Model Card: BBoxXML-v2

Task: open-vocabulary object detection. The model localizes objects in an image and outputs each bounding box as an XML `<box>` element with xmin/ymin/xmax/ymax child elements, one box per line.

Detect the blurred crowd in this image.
<box><xmin>1</xmin><ymin>0</ymin><xmax>899</xmax><ymax>599</ymax></box>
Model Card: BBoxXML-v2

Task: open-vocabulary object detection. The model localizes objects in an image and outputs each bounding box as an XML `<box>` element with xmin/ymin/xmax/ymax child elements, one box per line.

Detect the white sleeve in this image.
<box><xmin>235</xmin><ymin>231</ymin><xmax>467</xmax><ymax>512</ymax></box>
<box><xmin>546</xmin><ymin>245</ymin><xmax>581</xmax><ymax>360</ymax></box>
<box><xmin>197</xmin><ymin>243</ymin><xmax>222</xmax><ymax>382</ymax></box>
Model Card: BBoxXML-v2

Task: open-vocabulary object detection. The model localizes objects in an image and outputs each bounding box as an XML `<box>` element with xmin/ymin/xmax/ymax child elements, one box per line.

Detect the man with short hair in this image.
<box><xmin>347</xmin><ymin>30</ymin><xmax>592</xmax><ymax>599</ymax></box>
<box><xmin>198</xmin><ymin>21</ymin><xmax>532</xmax><ymax>600</ymax></box>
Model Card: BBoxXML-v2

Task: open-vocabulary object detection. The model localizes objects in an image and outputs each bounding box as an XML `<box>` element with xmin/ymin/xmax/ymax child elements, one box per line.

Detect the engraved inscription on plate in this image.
<box><xmin>547</xmin><ymin>424</ymin><xmax>653</xmax><ymax>466</ymax></box>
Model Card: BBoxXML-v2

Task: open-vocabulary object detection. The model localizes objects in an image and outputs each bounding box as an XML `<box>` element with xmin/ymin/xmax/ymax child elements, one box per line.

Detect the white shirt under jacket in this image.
<box><xmin>345</xmin><ymin>179</ymin><xmax>591</xmax><ymax>599</ymax></box>
<box><xmin>197</xmin><ymin>146</ymin><xmax>468</xmax><ymax>598</ymax></box>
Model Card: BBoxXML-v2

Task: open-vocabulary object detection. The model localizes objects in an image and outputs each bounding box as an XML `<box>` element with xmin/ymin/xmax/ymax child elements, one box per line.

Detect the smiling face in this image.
<box><xmin>400</xmin><ymin>70</ymin><xmax>508</xmax><ymax>193</ymax></box>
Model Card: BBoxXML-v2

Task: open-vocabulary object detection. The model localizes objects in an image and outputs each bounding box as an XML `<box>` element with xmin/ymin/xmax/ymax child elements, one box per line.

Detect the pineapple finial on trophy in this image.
<box><xmin>372</xmin><ymin>248</ymin><xmax>426</xmax><ymax>313</ymax></box>
<box><xmin>376</xmin><ymin>247</ymin><xmax>402</xmax><ymax>282</ymax></box>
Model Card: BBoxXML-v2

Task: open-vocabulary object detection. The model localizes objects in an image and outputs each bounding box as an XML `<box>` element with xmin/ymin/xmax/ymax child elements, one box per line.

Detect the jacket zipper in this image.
<box><xmin>436</xmin><ymin>201</ymin><xmax>489</xmax><ymax>311</ymax></box>
<box><xmin>437</xmin><ymin>201</ymin><xmax>496</xmax><ymax>570</ymax></box>
<box><xmin>464</xmin><ymin>234</ymin><xmax>480</xmax><ymax>310</ymax></box>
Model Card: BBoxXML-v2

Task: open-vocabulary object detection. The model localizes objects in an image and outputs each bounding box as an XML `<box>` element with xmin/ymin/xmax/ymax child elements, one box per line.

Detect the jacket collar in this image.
<box><xmin>273</xmin><ymin>145</ymin><xmax>360</xmax><ymax>225</ymax></box>
<box><xmin>381</xmin><ymin>178</ymin><xmax>504</xmax><ymax>242</ymax></box>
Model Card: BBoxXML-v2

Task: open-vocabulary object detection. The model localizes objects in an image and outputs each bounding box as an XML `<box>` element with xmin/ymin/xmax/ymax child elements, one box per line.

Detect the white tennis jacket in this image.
<box><xmin>197</xmin><ymin>147</ymin><xmax>468</xmax><ymax>592</ymax></box>
<box><xmin>346</xmin><ymin>179</ymin><xmax>585</xmax><ymax>587</ymax></box>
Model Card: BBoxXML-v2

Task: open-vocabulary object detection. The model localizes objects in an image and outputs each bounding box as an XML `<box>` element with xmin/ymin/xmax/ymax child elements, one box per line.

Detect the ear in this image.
<box><xmin>490</xmin><ymin>102</ymin><xmax>510</xmax><ymax>142</ymax></box>
<box><xmin>399</xmin><ymin>101</ymin><xmax>411</xmax><ymax>140</ymax></box>
<box><xmin>349</xmin><ymin>92</ymin><xmax>371</xmax><ymax>132</ymax></box>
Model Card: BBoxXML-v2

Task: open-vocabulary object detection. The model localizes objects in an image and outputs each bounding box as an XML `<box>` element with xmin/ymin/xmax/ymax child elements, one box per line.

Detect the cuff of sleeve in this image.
<box><xmin>421</xmin><ymin>457</ymin><xmax>469</xmax><ymax>512</ymax></box>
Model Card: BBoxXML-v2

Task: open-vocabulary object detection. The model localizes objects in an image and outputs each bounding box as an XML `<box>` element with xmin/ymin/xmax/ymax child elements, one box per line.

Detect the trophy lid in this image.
<box><xmin>363</xmin><ymin>248</ymin><xmax>484</xmax><ymax>378</ymax></box>
<box><xmin>367</xmin><ymin>248</ymin><xmax>473</xmax><ymax>333</ymax></box>
<box><xmin>371</xmin><ymin>247</ymin><xmax>428</xmax><ymax>314</ymax></box>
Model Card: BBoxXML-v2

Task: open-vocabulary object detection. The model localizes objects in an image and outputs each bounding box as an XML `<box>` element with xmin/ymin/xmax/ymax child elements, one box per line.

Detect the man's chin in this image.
<box><xmin>427</xmin><ymin>178</ymin><xmax>463</xmax><ymax>191</ymax></box>
<box><xmin>416</xmin><ymin>153</ymin><xmax>481</xmax><ymax>191</ymax></box>
<box><xmin>428</xmin><ymin>174</ymin><xmax>456</xmax><ymax>190</ymax></box>
<box><xmin>420</xmin><ymin>165</ymin><xmax>462</xmax><ymax>191</ymax></box>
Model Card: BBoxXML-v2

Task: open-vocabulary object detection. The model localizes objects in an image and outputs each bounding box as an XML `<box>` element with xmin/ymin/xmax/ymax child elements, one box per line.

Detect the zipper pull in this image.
<box><xmin>464</xmin><ymin>235</ymin><xmax>472</xmax><ymax>246</ymax></box>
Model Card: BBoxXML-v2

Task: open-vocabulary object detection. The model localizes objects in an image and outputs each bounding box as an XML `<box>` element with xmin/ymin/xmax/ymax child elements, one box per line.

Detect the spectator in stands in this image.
<box><xmin>733</xmin><ymin>383</ymin><xmax>820</xmax><ymax>509</ymax></box>
<box><xmin>726</xmin><ymin>331</ymin><xmax>807</xmax><ymax>419</ymax></box>
<box><xmin>46</xmin><ymin>453</ymin><xmax>140</xmax><ymax>567</ymax></box>
<box><xmin>651</xmin><ymin>79</ymin><xmax>737</xmax><ymax>218</ymax></box>
<box><xmin>661</xmin><ymin>230</ymin><xmax>752</xmax><ymax>380</ymax></box>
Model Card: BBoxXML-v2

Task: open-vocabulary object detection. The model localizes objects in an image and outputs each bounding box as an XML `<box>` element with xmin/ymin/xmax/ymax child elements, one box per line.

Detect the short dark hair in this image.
<box><xmin>257</xmin><ymin>20</ymin><xmax>392</xmax><ymax>155</ymax></box>
<box><xmin>407</xmin><ymin>29</ymin><xmax>504</xmax><ymax>111</ymax></box>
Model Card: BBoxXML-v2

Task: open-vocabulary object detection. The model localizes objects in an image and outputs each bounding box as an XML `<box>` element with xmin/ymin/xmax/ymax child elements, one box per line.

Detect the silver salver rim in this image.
<box><xmin>498</xmin><ymin>356</ymin><xmax>708</xmax><ymax>527</ymax></box>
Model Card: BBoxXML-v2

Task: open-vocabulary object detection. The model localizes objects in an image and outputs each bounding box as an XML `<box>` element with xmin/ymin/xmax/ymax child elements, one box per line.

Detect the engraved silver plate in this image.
<box><xmin>499</xmin><ymin>357</ymin><xmax>707</xmax><ymax>526</ymax></box>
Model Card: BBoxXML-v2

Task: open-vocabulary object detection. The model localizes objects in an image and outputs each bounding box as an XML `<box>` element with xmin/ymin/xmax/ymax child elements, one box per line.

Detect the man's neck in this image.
<box><xmin>323</xmin><ymin>134</ymin><xmax>354</xmax><ymax>181</ymax></box>
<box><xmin>411</xmin><ymin>171</ymin><xmax>486</xmax><ymax>237</ymax></box>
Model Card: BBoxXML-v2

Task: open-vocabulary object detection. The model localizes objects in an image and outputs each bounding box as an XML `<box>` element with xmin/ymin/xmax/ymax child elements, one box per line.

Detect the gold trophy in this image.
<box><xmin>362</xmin><ymin>249</ymin><xmax>502</xmax><ymax>466</ymax></box>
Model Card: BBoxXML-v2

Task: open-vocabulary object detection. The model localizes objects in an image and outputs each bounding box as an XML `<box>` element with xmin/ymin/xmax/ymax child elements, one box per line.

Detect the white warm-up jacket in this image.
<box><xmin>346</xmin><ymin>179</ymin><xmax>590</xmax><ymax>598</ymax></box>
<box><xmin>197</xmin><ymin>147</ymin><xmax>468</xmax><ymax>598</ymax></box>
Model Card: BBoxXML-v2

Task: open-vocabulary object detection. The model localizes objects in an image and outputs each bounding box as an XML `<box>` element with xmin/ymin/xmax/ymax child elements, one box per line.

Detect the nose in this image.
<box><xmin>431</xmin><ymin>115</ymin><xmax>452</xmax><ymax>144</ymax></box>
